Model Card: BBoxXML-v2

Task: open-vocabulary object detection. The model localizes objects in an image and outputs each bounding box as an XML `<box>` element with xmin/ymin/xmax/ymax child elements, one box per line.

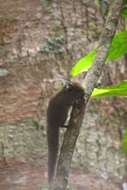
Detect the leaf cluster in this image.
<box><xmin>70</xmin><ymin>29</ymin><xmax>127</xmax><ymax>154</ymax></box>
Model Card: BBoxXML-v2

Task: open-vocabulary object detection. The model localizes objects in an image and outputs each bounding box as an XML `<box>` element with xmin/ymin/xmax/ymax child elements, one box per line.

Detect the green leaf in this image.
<box><xmin>92</xmin><ymin>81</ymin><xmax>127</xmax><ymax>97</ymax></box>
<box><xmin>70</xmin><ymin>31</ymin><xmax>127</xmax><ymax>78</ymax></box>
<box><xmin>121</xmin><ymin>129</ymin><xmax>127</xmax><ymax>154</ymax></box>
<box><xmin>107</xmin><ymin>31</ymin><xmax>127</xmax><ymax>61</ymax></box>
<box><xmin>121</xmin><ymin>8</ymin><xmax>127</xmax><ymax>17</ymax></box>
<box><xmin>70</xmin><ymin>49</ymin><xmax>96</xmax><ymax>77</ymax></box>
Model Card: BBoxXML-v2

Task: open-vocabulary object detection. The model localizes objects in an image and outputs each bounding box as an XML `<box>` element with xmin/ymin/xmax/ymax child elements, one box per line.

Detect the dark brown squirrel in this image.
<box><xmin>47</xmin><ymin>82</ymin><xmax>84</xmax><ymax>183</ymax></box>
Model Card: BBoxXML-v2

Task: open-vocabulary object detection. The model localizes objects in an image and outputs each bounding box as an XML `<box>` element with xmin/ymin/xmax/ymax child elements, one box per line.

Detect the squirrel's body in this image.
<box><xmin>47</xmin><ymin>83</ymin><xmax>84</xmax><ymax>183</ymax></box>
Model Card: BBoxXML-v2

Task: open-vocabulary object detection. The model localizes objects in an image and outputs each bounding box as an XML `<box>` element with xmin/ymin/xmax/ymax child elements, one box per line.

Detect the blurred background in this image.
<box><xmin>0</xmin><ymin>0</ymin><xmax>127</xmax><ymax>189</ymax></box>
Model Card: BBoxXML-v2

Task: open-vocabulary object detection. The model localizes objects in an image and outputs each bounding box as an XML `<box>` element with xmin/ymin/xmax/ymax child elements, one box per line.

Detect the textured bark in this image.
<box><xmin>52</xmin><ymin>1</ymin><xmax>123</xmax><ymax>190</ymax></box>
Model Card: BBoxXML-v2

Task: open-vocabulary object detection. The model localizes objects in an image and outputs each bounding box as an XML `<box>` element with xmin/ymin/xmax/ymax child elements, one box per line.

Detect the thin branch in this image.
<box><xmin>52</xmin><ymin>1</ymin><xmax>123</xmax><ymax>190</ymax></box>
<box><xmin>83</xmin><ymin>0</ymin><xmax>123</xmax><ymax>95</ymax></box>
<box><xmin>59</xmin><ymin>1</ymin><xmax>70</xmax><ymax>57</ymax></box>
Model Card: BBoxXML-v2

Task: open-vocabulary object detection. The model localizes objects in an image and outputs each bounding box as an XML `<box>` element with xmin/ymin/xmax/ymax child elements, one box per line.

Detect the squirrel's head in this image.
<box><xmin>64</xmin><ymin>82</ymin><xmax>84</xmax><ymax>102</ymax></box>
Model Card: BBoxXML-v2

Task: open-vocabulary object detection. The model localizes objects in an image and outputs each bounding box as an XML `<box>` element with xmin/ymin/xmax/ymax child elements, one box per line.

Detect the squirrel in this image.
<box><xmin>47</xmin><ymin>82</ymin><xmax>84</xmax><ymax>183</ymax></box>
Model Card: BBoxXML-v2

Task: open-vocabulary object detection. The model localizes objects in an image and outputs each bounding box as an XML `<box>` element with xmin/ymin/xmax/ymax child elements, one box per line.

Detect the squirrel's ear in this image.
<box><xmin>64</xmin><ymin>81</ymin><xmax>73</xmax><ymax>90</ymax></box>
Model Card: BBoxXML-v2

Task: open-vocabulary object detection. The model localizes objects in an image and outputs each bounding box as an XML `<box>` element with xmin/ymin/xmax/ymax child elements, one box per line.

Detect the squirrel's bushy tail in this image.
<box><xmin>47</xmin><ymin>125</ymin><xmax>59</xmax><ymax>183</ymax></box>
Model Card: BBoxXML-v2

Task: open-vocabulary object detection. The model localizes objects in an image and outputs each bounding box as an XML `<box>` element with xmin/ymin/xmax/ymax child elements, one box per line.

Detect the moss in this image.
<box><xmin>0</xmin><ymin>16</ymin><xmax>17</xmax><ymax>23</ymax></box>
<box><xmin>40</xmin><ymin>35</ymin><xmax>65</xmax><ymax>54</ymax></box>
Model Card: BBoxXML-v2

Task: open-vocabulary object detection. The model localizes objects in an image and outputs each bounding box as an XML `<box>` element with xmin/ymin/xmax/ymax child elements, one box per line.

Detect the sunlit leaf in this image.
<box><xmin>70</xmin><ymin>31</ymin><xmax>127</xmax><ymax>77</ymax></box>
<box><xmin>92</xmin><ymin>81</ymin><xmax>127</xmax><ymax>97</ymax></box>
<box><xmin>107</xmin><ymin>31</ymin><xmax>127</xmax><ymax>61</ymax></box>
<box><xmin>70</xmin><ymin>49</ymin><xmax>96</xmax><ymax>77</ymax></box>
